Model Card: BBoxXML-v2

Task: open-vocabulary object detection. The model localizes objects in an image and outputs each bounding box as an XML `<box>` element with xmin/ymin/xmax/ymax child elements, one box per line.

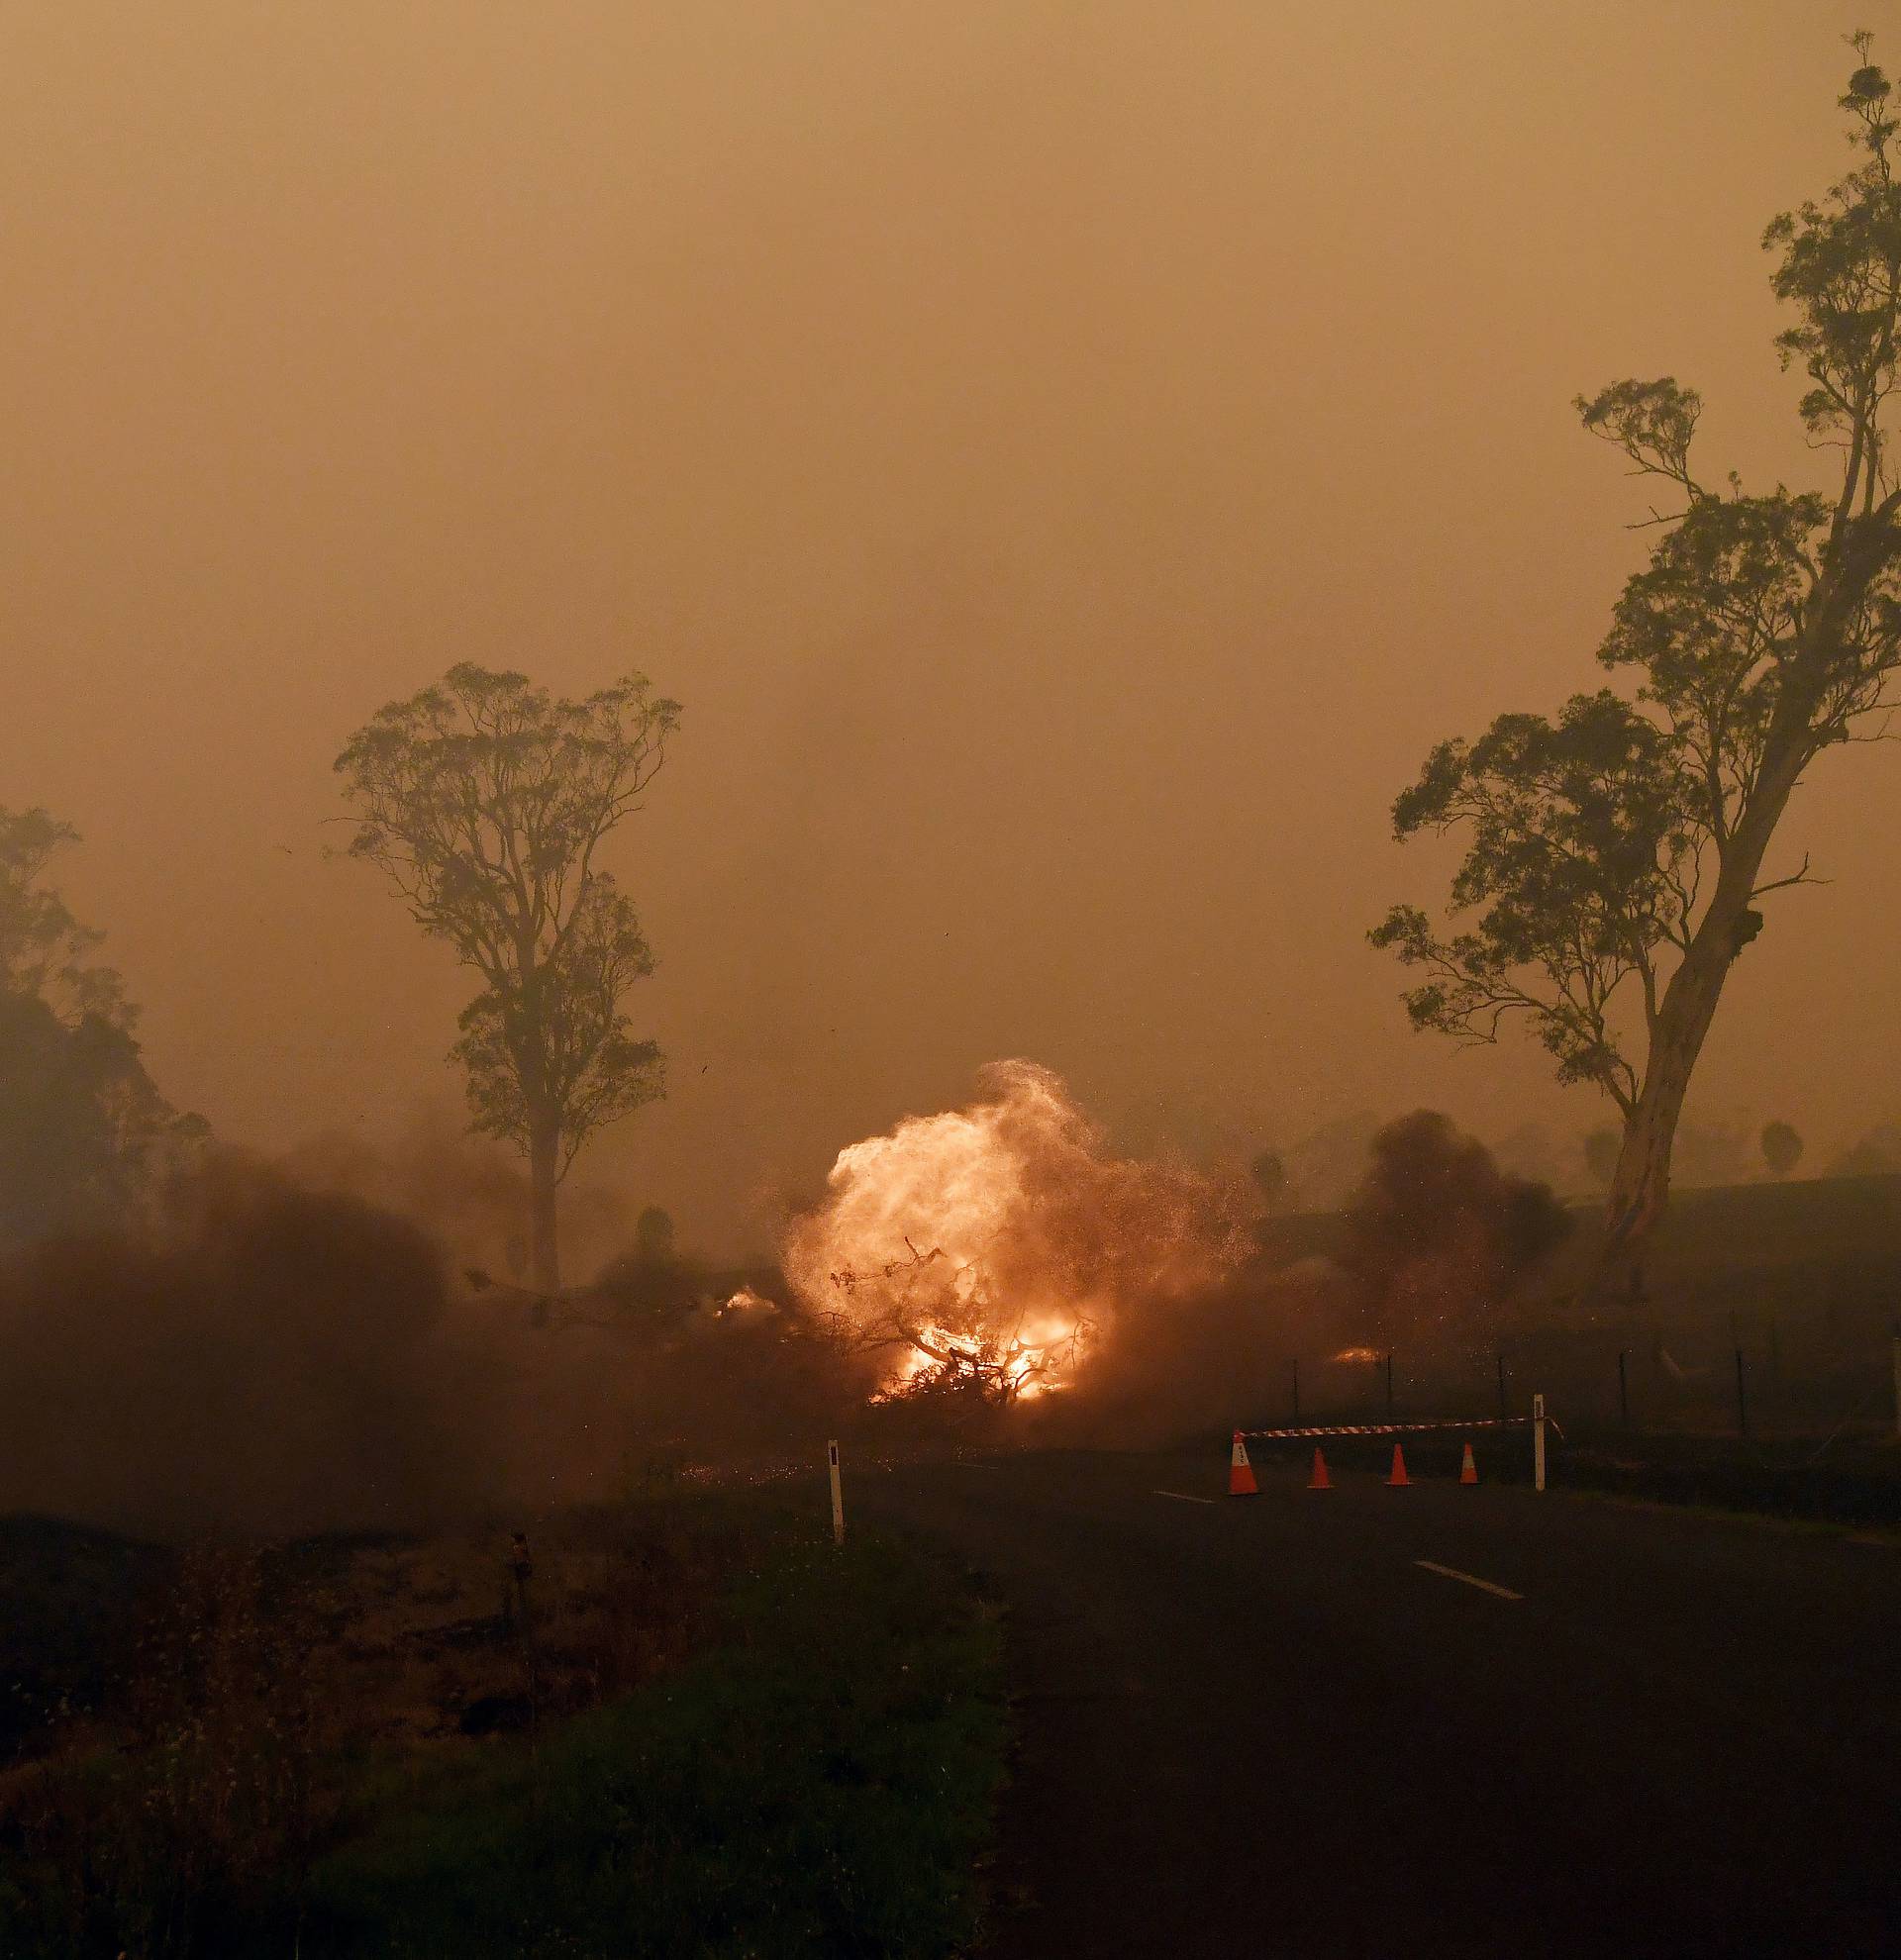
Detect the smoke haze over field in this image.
<box><xmin>0</xmin><ymin>1143</ymin><xmax>876</xmax><ymax>1536</ymax></box>
<box><xmin>1339</xmin><ymin>1112</ymin><xmax>1574</xmax><ymax>1346</ymax></box>
<box><xmin>0</xmin><ymin>1151</ymin><xmax>500</xmax><ymax>1536</ymax></box>
<box><xmin>2</xmin><ymin>4</ymin><xmax>1894</xmax><ymax>1251</ymax></box>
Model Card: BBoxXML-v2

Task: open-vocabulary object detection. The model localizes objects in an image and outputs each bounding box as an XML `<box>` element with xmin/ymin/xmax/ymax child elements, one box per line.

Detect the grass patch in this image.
<box><xmin>1548</xmin><ymin>1434</ymin><xmax>1901</xmax><ymax>1525</ymax></box>
<box><xmin>1247</xmin><ymin>1426</ymin><xmax>1901</xmax><ymax>1526</ymax></box>
<box><xmin>1555</xmin><ymin>1484</ymin><xmax>1901</xmax><ymax>1544</ymax></box>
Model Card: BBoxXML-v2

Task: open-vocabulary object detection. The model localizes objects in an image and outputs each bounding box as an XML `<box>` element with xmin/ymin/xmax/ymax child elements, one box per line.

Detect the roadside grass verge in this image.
<box><xmin>0</xmin><ymin>1494</ymin><xmax>1007</xmax><ymax>1959</ymax></box>
<box><xmin>1542</xmin><ymin>1435</ymin><xmax>1901</xmax><ymax>1529</ymax></box>
<box><xmin>308</xmin><ymin>1519</ymin><xmax>1006</xmax><ymax>1958</ymax></box>
<box><xmin>1553</xmin><ymin>1484</ymin><xmax>1901</xmax><ymax>1545</ymax></box>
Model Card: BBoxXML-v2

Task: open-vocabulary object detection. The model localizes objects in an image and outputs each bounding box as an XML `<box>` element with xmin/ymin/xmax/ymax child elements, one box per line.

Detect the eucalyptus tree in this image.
<box><xmin>1373</xmin><ymin>43</ymin><xmax>1901</xmax><ymax>1294</ymax></box>
<box><xmin>336</xmin><ymin>663</ymin><xmax>680</xmax><ymax>1289</ymax></box>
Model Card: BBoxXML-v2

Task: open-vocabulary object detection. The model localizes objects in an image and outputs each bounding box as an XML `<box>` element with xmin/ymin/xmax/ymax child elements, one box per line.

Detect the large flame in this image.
<box><xmin>781</xmin><ymin>1061</ymin><xmax>1250</xmax><ymax>1401</ymax></box>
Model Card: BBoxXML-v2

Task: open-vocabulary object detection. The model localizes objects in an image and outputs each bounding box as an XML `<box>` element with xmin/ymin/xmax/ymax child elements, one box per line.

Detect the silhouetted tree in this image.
<box><xmin>1373</xmin><ymin>43</ymin><xmax>1901</xmax><ymax>1294</ymax></box>
<box><xmin>1582</xmin><ymin>1127</ymin><xmax>1621</xmax><ymax>1188</ymax></box>
<box><xmin>588</xmin><ymin>1204</ymin><xmax>698</xmax><ymax>1337</ymax></box>
<box><xmin>1831</xmin><ymin>1120</ymin><xmax>1901</xmax><ymax>1175</ymax></box>
<box><xmin>1760</xmin><ymin>1119</ymin><xmax>1804</xmax><ymax>1177</ymax></box>
<box><xmin>634</xmin><ymin>1204</ymin><xmax>676</xmax><ymax>1265</ymax></box>
<box><xmin>335</xmin><ymin>663</ymin><xmax>680</xmax><ymax>1288</ymax></box>
<box><xmin>0</xmin><ymin>809</ymin><xmax>205</xmax><ymax>1242</ymax></box>
<box><xmin>1249</xmin><ymin>1147</ymin><xmax>1288</xmax><ymax>1212</ymax></box>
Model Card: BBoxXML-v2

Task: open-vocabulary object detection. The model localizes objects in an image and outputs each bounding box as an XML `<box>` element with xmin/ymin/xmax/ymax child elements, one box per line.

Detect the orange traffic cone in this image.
<box><xmin>1459</xmin><ymin>1441</ymin><xmax>1479</xmax><ymax>1486</ymax></box>
<box><xmin>1307</xmin><ymin>1446</ymin><xmax>1332</xmax><ymax>1491</ymax></box>
<box><xmin>1229</xmin><ymin>1431</ymin><xmax>1258</xmax><ymax>1497</ymax></box>
<box><xmin>1385</xmin><ymin>1442</ymin><xmax>1411</xmax><ymax>1487</ymax></box>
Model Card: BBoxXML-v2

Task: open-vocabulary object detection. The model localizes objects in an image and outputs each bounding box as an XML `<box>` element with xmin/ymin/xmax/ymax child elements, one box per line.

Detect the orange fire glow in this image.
<box><xmin>781</xmin><ymin>1061</ymin><xmax>1250</xmax><ymax>1402</ymax></box>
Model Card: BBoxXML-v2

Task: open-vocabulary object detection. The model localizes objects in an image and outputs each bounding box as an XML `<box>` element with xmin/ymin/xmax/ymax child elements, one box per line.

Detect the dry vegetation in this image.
<box><xmin>0</xmin><ymin>1489</ymin><xmax>1006</xmax><ymax>1958</ymax></box>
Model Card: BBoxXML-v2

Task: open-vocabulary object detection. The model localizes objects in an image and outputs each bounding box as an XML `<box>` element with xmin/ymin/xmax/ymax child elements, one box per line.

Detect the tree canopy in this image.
<box><xmin>1760</xmin><ymin>1120</ymin><xmax>1804</xmax><ymax>1178</ymax></box>
<box><xmin>1373</xmin><ymin>692</ymin><xmax>1696</xmax><ymax>1118</ymax></box>
<box><xmin>1372</xmin><ymin>41</ymin><xmax>1901</xmax><ymax>1287</ymax></box>
<box><xmin>0</xmin><ymin>806</ymin><xmax>130</xmax><ymax>1026</ymax></box>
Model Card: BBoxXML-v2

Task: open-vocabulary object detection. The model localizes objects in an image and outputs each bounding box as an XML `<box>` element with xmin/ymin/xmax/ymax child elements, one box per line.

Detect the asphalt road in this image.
<box><xmin>856</xmin><ymin>1444</ymin><xmax>1901</xmax><ymax>1960</ymax></box>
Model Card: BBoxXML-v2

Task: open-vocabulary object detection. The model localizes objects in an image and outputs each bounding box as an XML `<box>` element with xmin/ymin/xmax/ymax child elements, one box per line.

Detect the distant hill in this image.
<box><xmin>1583</xmin><ymin>1172</ymin><xmax>1901</xmax><ymax>1288</ymax></box>
<box><xmin>1258</xmin><ymin>1172</ymin><xmax>1901</xmax><ymax>1328</ymax></box>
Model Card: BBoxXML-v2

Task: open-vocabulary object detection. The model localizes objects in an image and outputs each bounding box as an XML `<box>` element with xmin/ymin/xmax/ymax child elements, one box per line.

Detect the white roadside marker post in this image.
<box><xmin>1533</xmin><ymin>1393</ymin><xmax>1547</xmax><ymax>1493</ymax></box>
<box><xmin>828</xmin><ymin>1439</ymin><xmax>845</xmax><ymax>1546</ymax></box>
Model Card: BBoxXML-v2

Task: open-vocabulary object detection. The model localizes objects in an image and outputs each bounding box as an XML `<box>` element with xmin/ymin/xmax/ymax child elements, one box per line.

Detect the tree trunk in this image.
<box><xmin>529</xmin><ymin>1115</ymin><xmax>561</xmax><ymax>1298</ymax></box>
<box><xmin>1597</xmin><ymin>942</ymin><xmax>1729</xmax><ymax>1303</ymax></box>
<box><xmin>1594</xmin><ymin>752</ymin><xmax>1803</xmax><ymax>1302</ymax></box>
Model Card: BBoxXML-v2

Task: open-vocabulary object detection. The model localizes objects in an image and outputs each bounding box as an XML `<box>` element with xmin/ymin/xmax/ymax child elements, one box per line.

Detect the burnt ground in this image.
<box><xmin>0</xmin><ymin>1502</ymin><xmax>748</xmax><ymax>1777</ymax></box>
<box><xmin>0</xmin><ymin>1516</ymin><xmax>170</xmax><ymax>1759</ymax></box>
<box><xmin>858</xmin><ymin>1445</ymin><xmax>1901</xmax><ymax>1960</ymax></box>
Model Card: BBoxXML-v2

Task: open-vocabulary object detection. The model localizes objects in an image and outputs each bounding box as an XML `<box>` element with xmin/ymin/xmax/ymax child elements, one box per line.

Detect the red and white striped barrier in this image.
<box><xmin>1236</xmin><ymin>1399</ymin><xmax>1559</xmax><ymax>1490</ymax></box>
<box><xmin>1238</xmin><ymin>1416</ymin><xmax>1532</xmax><ymax>1439</ymax></box>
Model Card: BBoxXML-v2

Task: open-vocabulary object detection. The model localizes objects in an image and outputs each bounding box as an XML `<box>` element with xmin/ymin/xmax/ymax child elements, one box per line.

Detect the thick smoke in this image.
<box><xmin>278</xmin><ymin>1106</ymin><xmax>642</xmax><ymax>1289</ymax></box>
<box><xmin>1339</xmin><ymin>1110</ymin><xmax>1573</xmax><ymax>1346</ymax></box>
<box><xmin>0</xmin><ymin>1110</ymin><xmax>908</xmax><ymax>1536</ymax></box>
<box><xmin>0</xmin><ymin>1085</ymin><xmax>1584</xmax><ymax>1539</ymax></box>
<box><xmin>0</xmin><ymin>1149</ymin><xmax>504</xmax><ymax>1537</ymax></box>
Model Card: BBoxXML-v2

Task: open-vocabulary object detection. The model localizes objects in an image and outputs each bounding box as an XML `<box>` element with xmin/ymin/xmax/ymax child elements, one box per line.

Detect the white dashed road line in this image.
<box><xmin>1413</xmin><ymin>1558</ymin><xmax>1523</xmax><ymax>1601</ymax></box>
<box><xmin>1152</xmin><ymin>1490</ymin><xmax>1218</xmax><ymax>1506</ymax></box>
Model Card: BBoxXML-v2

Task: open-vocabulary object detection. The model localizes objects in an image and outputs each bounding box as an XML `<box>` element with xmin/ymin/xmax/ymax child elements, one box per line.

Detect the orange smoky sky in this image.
<box><xmin>0</xmin><ymin>3</ymin><xmax>1889</xmax><ymax>1251</ymax></box>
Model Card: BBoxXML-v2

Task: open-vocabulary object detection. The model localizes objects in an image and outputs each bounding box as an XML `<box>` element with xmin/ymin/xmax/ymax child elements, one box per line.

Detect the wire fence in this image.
<box><xmin>1263</xmin><ymin>1319</ymin><xmax>1900</xmax><ymax>1445</ymax></box>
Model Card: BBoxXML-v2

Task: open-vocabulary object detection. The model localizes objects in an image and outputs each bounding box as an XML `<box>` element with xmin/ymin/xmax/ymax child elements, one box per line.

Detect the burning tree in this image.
<box><xmin>819</xmin><ymin>1238</ymin><xmax>1091</xmax><ymax>1404</ymax></box>
<box><xmin>781</xmin><ymin>1061</ymin><xmax>1250</xmax><ymax>1405</ymax></box>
